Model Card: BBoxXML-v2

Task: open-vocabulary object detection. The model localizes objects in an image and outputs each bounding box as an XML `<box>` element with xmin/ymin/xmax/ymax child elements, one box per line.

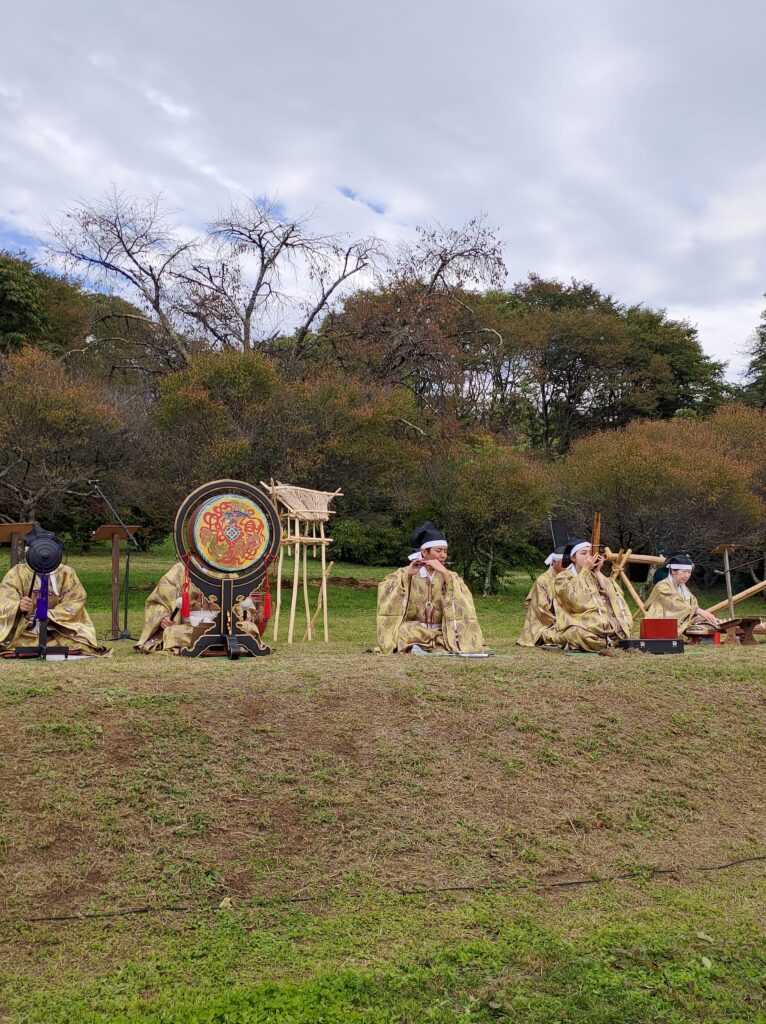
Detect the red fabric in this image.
<box><xmin>181</xmin><ymin>556</ymin><xmax>191</xmax><ymax>619</ymax></box>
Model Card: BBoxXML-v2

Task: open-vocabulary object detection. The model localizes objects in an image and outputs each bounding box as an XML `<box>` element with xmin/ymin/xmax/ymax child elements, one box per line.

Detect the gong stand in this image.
<box><xmin>15</xmin><ymin>571</ymin><xmax>70</xmax><ymax>660</ymax></box>
<box><xmin>174</xmin><ymin>480</ymin><xmax>282</xmax><ymax>660</ymax></box>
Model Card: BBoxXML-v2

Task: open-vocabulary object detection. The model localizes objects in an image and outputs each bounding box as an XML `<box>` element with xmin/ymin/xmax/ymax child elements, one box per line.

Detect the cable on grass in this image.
<box><xmin>12</xmin><ymin>853</ymin><xmax>766</xmax><ymax>925</ymax></box>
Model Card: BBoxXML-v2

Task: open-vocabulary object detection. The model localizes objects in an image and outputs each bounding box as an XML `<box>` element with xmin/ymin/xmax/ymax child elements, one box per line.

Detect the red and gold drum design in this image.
<box><xmin>192</xmin><ymin>493</ymin><xmax>270</xmax><ymax>571</ymax></box>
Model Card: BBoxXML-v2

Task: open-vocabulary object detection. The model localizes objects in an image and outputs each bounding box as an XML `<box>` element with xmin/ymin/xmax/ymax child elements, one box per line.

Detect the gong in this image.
<box><xmin>173</xmin><ymin>480</ymin><xmax>282</xmax><ymax>658</ymax></box>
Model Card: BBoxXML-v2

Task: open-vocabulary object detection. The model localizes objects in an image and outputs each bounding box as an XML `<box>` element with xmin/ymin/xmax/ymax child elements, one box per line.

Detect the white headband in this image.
<box><xmin>667</xmin><ymin>563</ymin><xmax>693</xmax><ymax>570</ymax></box>
<box><xmin>544</xmin><ymin>552</ymin><xmax>562</xmax><ymax>566</ymax></box>
<box><xmin>421</xmin><ymin>539</ymin><xmax>447</xmax><ymax>550</ymax></box>
<box><xmin>408</xmin><ymin>551</ymin><xmax>420</xmax><ymax>562</ymax></box>
<box><xmin>570</xmin><ymin>541</ymin><xmax>591</xmax><ymax>557</ymax></box>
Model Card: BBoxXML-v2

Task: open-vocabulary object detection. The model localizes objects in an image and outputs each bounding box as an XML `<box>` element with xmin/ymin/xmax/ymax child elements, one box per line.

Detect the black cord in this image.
<box><xmin>14</xmin><ymin>853</ymin><xmax>766</xmax><ymax>924</ymax></box>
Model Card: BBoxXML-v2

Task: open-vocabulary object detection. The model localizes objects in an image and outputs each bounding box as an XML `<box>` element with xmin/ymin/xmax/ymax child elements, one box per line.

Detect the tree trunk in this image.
<box><xmin>483</xmin><ymin>544</ymin><xmax>494</xmax><ymax>597</ymax></box>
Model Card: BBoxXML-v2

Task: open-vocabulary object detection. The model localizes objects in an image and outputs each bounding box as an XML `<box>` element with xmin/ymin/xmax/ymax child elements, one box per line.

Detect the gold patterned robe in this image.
<box><xmin>644</xmin><ymin>578</ymin><xmax>709</xmax><ymax>637</ymax></box>
<box><xmin>135</xmin><ymin>562</ymin><xmax>264</xmax><ymax>654</ymax></box>
<box><xmin>0</xmin><ymin>563</ymin><xmax>110</xmax><ymax>656</ymax></box>
<box><xmin>517</xmin><ymin>567</ymin><xmax>561</xmax><ymax>647</ymax></box>
<box><xmin>554</xmin><ymin>567</ymin><xmax>632</xmax><ymax>652</ymax></box>
<box><xmin>376</xmin><ymin>567</ymin><xmax>484</xmax><ymax>654</ymax></box>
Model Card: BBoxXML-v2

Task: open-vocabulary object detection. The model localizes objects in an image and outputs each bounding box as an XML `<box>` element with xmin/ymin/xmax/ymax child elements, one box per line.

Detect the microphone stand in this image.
<box><xmin>89</xmin><ymin>479</ymin><xmax>139</xmax><ymax>640</ymax></box>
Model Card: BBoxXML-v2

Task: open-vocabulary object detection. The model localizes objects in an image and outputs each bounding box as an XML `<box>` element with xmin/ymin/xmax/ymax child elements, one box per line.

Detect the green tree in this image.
<box><xmin>744</xmin><ymin>309</ymin><xmax>766</xmax><ymax>407</ymax></box>
<box><xmin>0</xmin><ymin>252</ymin><xmax>49</xmax><ymax>350</ymax></box>
<box><xmin>415</xmin><ymin>436</ymin><xmax>553</xmax><ymax>592</ymax></box>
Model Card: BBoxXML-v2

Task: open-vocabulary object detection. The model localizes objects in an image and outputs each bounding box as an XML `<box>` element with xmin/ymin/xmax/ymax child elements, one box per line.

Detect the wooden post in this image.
<box><xmin>0</xmin><ymin>523</ymin><xmax>33</xmax><ymax>569</ymax></box>
<box><xmin>302</xmin><ymin>525</ymin><xmax>312</xmax><ymax>641</ymax></box>
<box><xmin>320</xmin><ymin>520</ymin><xmax>329</xmax><ymax>642</ymax></box>
<box><xmin>91</xmin><ymin>524</ymin><xmax>140</xmax><ymax>641</ymax></box>
<box><xmin>705</xmin><ymin>577</ymin><xmax>766</xmax><ymax>614</ymax></box>
<box><xmin>723</xmin><ymin>549</ymin><xmax>735</xmax><ymax>620</ymax></box>
<box><xmin>287</xmin><ymin>517</ymin><xmax>301</xmax><ymax>644</ymax></box>
<box><xmin>273</xmin><ymin>542</ymin><xmax>284</xmax><ymax>643</ymax></box>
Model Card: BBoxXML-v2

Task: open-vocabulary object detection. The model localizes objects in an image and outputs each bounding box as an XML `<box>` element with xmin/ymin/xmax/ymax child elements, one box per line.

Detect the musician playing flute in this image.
<box><xmin>517</xmin><ymin>545</ymin><xmax>565</xmax><ymax>647</ymax></box>
<box><xmin>554</xmin><ymin>540</ymin><xmax>632</xmax><ymax>652</ymax></box>
<box><xmin>376</xmin><ymin>522</ymin><xmax>484</xmax><ymax>654</ymax></box>
<box><xmin>643</xmin><ymin>553</ymin><xmax>721</xmax><ymax>637</ymax></box>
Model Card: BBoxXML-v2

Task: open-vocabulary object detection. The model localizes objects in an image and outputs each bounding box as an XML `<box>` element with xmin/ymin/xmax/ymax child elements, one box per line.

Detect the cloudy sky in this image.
<box><xmin>2</xmin><ymin>0</ymin><xmax>765</xmax><ymax>376</ymax></box>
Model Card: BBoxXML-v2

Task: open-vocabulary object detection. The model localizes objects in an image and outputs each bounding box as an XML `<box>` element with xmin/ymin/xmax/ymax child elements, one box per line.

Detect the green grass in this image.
<box><xmin>1</xmin><ymin>545</ymin><xmax>765</xmax><ymax>1022</ymax></box>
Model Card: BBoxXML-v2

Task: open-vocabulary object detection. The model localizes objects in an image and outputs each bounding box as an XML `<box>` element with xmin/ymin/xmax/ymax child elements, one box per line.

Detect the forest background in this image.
<box><xmin>2</xmin><ymin>189</ymin><xmax>766</xmax><ymax>594</ymax></box>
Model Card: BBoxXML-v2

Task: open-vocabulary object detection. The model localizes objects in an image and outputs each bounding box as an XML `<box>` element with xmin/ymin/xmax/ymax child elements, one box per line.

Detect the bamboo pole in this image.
<box><xmin>302</xmin><ymin>527</ymin><xmax>312</xmax><ymax>641</ymax></box>
<box><xmin>302</xmin><ymin>560</ymin><xmax>334</xmax><ymax>642</ymax></box>
<box><xmin>312</xmin><ymin>521</ymin><xmax>317</xmax><ymax>558</ymax></box>
<box><xmin>320</xmin><ymin>520</ymin><xmax>329</xmax><ymax>642</ymax></box>
<box><xmin>287</xmin><ymin>517</ymin><xmax>301</xmax><ymax>644</ymax></box>
<box><xmin>591</xmin><ymin>512</ymin><xmax>601</xmax><ymax>552</ymax></box>
<box><xmin>604</xmin><ymin>547</ymin><xmax>665</xmax><ymax>566</ymax></box>
<box><xmin>273</xmin><ymin>542</ymin><xmax>284</xmax><ymax>642</ymax></box>
<box><xmin>705</xmin><ymin>577</ymin><xmax>766</xmax><ymax>614</ymax></box>
<box><xmin>612</xmin><ymin>549</ymin><xmax>648</xmax><ymax>616</ymax></box>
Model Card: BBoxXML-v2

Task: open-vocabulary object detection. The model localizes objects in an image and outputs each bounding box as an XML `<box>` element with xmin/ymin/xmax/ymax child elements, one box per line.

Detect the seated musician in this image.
<box><xmin>644</xmin><ymin>553</ymin><xmax>721</xmax><ymax>637</ymax></box>
<box><xmin>135</xmin><ymin>562</ymin><xmax>266</xmax><ymax>654</ymax></box>
<box><xmin>376</xmin><ymin>522</ymin><xmax>484</xmax><ymax>654</ymax></box>
<box><xmin>554</xmin><ymin>540</ymin><xmax>632</xmax><ymax>652</ymax></box>
<box><xmin>517</xmin><ymin>546</ymin><xmax>565</xmax><ymax>647</ymax></box>
<box><xmin>0</xmin><ymin>525</ymin><xmax>110</xmax><ymax>657</ymax></box>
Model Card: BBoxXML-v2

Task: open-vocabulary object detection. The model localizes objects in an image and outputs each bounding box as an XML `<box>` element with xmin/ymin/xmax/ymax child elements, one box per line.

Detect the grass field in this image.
<box><xmin>1</xmin><ymin>544</ymin><xmax>765</xmax><ymax>1022</ymax></box>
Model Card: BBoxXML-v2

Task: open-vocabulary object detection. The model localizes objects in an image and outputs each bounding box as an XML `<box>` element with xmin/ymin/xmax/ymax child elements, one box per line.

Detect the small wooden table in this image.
<box><xmin>92</xmin><ymin>524</ymin><xmax>140</xmax><ymax>640</ymax></box>
<box><xmin>736</xmin><ymin>616</ymin><xmax>764</xmax><ymax>646</ymax></box>
<box><xmin>0</xmin><ymin>522</ymin><xmax>34</xmax><ymax>567</ymax></box>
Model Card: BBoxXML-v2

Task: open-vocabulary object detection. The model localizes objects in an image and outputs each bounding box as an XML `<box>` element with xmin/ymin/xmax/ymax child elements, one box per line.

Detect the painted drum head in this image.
<box><xmin>192</xmin><ymin>492</ymin><xmax>270</xmax><ymax>572</ymax></box>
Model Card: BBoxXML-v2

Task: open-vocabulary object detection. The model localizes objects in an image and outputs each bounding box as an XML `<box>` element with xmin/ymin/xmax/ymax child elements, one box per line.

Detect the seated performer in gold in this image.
<box><xmin>135</xmin><ymin>562</ymin><xmax>266</xmax><ymax>654</ymax></box>
<box><xmin>644</xmin><ymin>553</ymin><xmax>721</xmax><ymax>637</ymax></box>
<box><xmin>517</xmin><ymin>546</ymin><xmax>565</xmax><ymax>647</ymax></box>
<box><xmin>376</xmin><ymin>522</ymin><xmax>484</xmax><ymax>654</ymax></box>
<box><xmin>0</xmin><ymin>526</ymin><xmax>110</xmax><ymax>657</ymax></box>
<box><xmin>554</xmin><ymin>540</ymin><xmax>632</xmax><ymax>652</ymax></box>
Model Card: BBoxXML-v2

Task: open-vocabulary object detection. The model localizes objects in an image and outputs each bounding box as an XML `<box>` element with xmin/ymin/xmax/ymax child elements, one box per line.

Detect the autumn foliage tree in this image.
<box><xmin>0</xmin><ymin>347</ymin><xmax>127</xmax><ymax>522</ymax></box>
<box><xmin>558</xmin><ymin>413</ymin><xmax>766</xmax><ymax>563</ymax></box>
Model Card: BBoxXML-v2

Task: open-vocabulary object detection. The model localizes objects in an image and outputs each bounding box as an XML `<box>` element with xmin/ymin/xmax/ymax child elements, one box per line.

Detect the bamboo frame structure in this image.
<box><xmin>261</xmin><ymin>480</ymin><xmax>342</xmax><ymax>645</ymax></box>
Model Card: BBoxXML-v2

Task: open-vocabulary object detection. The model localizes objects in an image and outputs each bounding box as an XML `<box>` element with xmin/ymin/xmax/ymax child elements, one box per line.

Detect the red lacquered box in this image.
<box><xmin>640</xmin><ymin>618</ymin><xmax>679</xmax><ymax>640</ymax></box>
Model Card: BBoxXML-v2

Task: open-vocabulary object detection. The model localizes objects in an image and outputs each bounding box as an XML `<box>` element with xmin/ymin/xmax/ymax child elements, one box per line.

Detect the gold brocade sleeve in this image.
<box><xmin>135</xmin><ymin>563</ymin><xmax>186</xmax><ymax>651</ymax></box>
<box><xmin>440</xmin><ymin>572</ymin><xmax>485</xmax><ymax>653</ymax></box>
<box><xmin>517</xmin><ymin>569</ymin><xmax>557</xmax><ymax>647</ymax></box>
<box><xmin>376</xmin><ymin>568</ymin><xmax>411</xmax><ymax>653</ymax></box>
<box><xmin>0</xmin><ymin>564</ymin><xmax>26</xmax><ymax>646</ymax></box>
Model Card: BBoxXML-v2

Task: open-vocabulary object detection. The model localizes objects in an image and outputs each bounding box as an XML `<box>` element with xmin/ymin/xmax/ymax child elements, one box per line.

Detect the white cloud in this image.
<box><xmin>0</xmin><ymin>0</ymin><xmax>765</xmax><ymax>379</ymax></box>
<box><xmin>144</xmin><ymin>87</ymin><xmax>191</xmax><ymax>121</ymax></box>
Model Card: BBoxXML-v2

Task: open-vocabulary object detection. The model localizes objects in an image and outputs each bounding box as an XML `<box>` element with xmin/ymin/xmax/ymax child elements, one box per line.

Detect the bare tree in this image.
<box><xmin>49</xmin><ymin>191</ymin><xmax>384</xmax><ymax>367</ymax></box>
<box><xmin>392</xmin><ymin>214</ymin><xmax>507</xmax><ymax>294</ymax></box>
<box><xmin>48</xmin><ymin>188</ymin><xmax>195</xmax><ymax>366</ymax></box>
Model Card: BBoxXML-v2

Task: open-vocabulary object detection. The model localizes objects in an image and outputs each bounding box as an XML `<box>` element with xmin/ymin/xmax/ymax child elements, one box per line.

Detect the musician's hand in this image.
<box><xmin>424</xmin><ymin>558</ymin><xmax>449</xmax><ymax>577</ymax></box>
<box><xmin>583</xmin><ymin>553</ymin><xmax>604</xmax><ymax>573</ymax></box>
<box><xmin>406</xmin><ymin>561</ymin><xmax>422</xmax><ymax>576</ymax></box>
<box><xmin>19</xmin><ymin>595</ymin><xmax>34</xmax><ymax>613</ymax></box>
<box><xmin>160</xmin><ymin>616</ymin><xmax>174</xmax><ymax>629</ymax></box>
